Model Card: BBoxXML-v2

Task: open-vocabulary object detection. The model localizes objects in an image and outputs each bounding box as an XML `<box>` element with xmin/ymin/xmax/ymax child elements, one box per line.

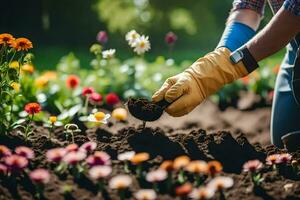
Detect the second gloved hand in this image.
<box><xmin>152</xmin><ymin>47</ymin><xmax>249</xmax><ymax>117</ymax></box>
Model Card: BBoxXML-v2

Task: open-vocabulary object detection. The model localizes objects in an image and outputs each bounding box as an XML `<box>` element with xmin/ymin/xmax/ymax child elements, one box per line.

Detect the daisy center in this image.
<box><xmin>94</xmin><ymin>112</ymin><xmax>105</xmax><ymax>121</ymax></box>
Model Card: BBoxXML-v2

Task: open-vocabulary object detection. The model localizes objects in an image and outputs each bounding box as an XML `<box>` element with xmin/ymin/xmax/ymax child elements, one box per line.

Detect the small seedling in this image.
<box><xmin>64</xmin><ymin>123</ymin><xmax>81</xmax><ymax>143</ymax></box>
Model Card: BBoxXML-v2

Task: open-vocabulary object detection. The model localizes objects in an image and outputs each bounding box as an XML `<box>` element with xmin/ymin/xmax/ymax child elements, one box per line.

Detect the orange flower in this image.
<box><xmin>66</xmin><ymin>75</ymin><xmax>80</xmax><ymax>89</ymax></box>
<box><xmin>11</xmin><ymin>38</ymin><xmax>33</xmax><ymax>51</ymax></box>
<box><xmin>241</xmin><ymin>76</ymin><xmax>250</xmax><ymax>85</ymax></box>
<box><xmin>42</xmin><ymin>71</ymin><xmax>57</xmax><ymax>80</ymax></box>
<box><xmin>130</xmin><ymin>152</ymin><xmax>150</xmax><ymax>165</ymax></box>
<box><xmin>185</xmin><ymin>160</ymin><xmax>208</xmax><ymax>174</ymax></box>
<box><xmin>207</xmin><ymin>160</ymin><xmax>222</xmax><ymax>176</ymax></box>
<box><xmin>173</xmin><ymin>155</ymin><xmax>190</xmax><ymax>170</ymax></box>
<box><xmin>21</xmin><ymin>64</ymin><xmax>35</xmax><ymax>74</ymax></box>
<box><xmin>175</xmin><ymin>183</ymin><xmax>193</xmax><ymax>197</ymax></box>
<box><xmin>0</xmin><ymin>33</ymin><xmax>15</xmax><ymax>46</ymax></box>
<box><xmin>24</xmin><ymin>102</ymin><xmax>41</xmax><ymax>115</ymax></box>
<box><xmin>159</xmin><ymin>160</ymin><xmax>174</xmax><ymax>172</ymax></box>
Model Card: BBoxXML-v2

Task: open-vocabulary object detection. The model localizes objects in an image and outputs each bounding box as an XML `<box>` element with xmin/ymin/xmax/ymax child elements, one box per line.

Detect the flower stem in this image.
<box><xmin>24</xmin><ymin>114</ymin><xmax>34</xmax><ymax>141</ymax></box>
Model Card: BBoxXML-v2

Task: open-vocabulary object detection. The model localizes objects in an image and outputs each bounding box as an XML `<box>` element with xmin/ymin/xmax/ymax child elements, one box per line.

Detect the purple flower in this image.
<box><xmin>165</xmin><ymin>32</ymin><xmax>177</xmax><ymax>45</ymax></box>
<box><xmin>97</xmin><ymin>31</ymin><xmax>108</xmax><ymax>44</ymax></box>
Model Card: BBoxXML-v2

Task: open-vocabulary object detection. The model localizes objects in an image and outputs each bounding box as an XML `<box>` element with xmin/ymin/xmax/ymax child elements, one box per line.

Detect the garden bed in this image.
<box><xmin>1</xmin><ymin>102</ymin><xmax>300</xmax><ymax>200</ymax></box>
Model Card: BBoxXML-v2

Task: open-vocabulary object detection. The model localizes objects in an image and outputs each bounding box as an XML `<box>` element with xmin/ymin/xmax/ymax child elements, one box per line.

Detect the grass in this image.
<box><xmin>32</xmin><ymin>45</ymin><xmax>285</xmax><ymax>71</ymax></box>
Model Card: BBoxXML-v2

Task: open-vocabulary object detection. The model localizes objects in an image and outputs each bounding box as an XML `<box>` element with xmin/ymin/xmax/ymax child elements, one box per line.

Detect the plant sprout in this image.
<box><xmin>64</xmin><ymin>124</ymin><xmax>81</xmax><ymax>143</ymax></box>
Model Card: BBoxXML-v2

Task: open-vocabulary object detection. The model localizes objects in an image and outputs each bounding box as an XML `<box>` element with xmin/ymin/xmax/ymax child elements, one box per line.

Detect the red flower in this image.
<box><xmin>106</xmin><ymin>93</ymin><xmax>120</xmax><ymax>105</ymax></box>
<box><xmin>165</xmin><ymin>32</ymin><xmax>177</xmax><ymax>45</ymax></box>
<box><xmin>89</xmin><ymin>93</ymin><xmax>103</xmax><ymax>104</ymax></box>
<box><xmin>82</xmin><ymin>87</ymin><xmax>95</xmax><ymax>97</ymax></box>
<box><xmin>66</xmin><ymin>75</ymin><xmax>80</xmax><ymax>89</ymax></box>
<box><xmin>24</xmin><ymin>102</ymin><xmax>41</xmax><ymax>115</ymax></box>
<box><xmin>97</xmin><ymin>31</ymin><xmax>108</xmax><ymax>44</ymax></box>
<box><xmin>4</xmin><ymin>155</ymin><xmax>28</xmax><ymax>171</ymax></box>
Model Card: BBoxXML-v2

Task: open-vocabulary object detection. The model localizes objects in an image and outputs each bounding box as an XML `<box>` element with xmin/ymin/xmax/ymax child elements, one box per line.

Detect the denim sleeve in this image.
<box><xmin>231</xmin><ymin>0</ymin><xmax>266</xmax><ymax>15</ymax></box>
<box><xmin>283</xmin><ymin>0</ymin><xmax>300</xmax><ymax>16</ymax></box>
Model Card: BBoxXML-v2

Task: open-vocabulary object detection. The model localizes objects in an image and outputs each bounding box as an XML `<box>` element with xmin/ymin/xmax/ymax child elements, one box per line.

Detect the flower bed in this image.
<box><xmin>0</xmin><ymin>32</ymin><xmax>297</xmax><ymax>200</ymax></box>
<box><xmin>0</xmin><ymin>123</ymin><xmax>300</xmax><ymax>200</ymax></box>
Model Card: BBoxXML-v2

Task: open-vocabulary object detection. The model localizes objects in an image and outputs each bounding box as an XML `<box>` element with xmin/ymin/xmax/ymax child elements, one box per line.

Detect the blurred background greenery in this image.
<box><xmin>0</xmin><ymin>0</ymin><xmax>283</xmax><ymax>70</ymax></box>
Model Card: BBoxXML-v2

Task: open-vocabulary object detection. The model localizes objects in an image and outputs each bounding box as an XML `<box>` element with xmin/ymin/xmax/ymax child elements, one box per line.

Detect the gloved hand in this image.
<box><xmin>152</xmin><ymin>47</ymin><xmax>249</xmax><ymax>117</ymax></box>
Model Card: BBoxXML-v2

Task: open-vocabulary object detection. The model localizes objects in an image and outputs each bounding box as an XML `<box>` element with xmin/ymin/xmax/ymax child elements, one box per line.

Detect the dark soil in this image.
<box><xmin>127</xmin><ymin>98</ymin><xmax>168</xmax><ymax>122</ymax></box>
<box><xmin>0</xmin><ymin>101</ymin><xmax>299</xmax><ymax>200</ymax></box>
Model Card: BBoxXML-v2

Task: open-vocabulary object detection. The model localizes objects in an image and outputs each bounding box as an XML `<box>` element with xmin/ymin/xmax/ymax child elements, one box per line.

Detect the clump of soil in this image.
<box><xmin>127</xmin><ymin>98</ymin><xmax>167</xmax><ymax>121</ymax></box>
<box><xmin>1</xmin><ymin>123</ymin><xmax>300</xmax><ymax>200</ymax></box>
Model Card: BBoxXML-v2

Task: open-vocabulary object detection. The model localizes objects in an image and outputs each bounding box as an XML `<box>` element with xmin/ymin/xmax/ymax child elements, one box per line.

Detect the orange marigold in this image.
<box><xmin>130</xmin><ymin>152</ymin><xmax>150</xmax><ymax>165</ymax></box>
<box><xmin>0</xmin><ymin>33</ymin><xmax>15</xmax><ymax>46</ymax></box>
<box><xmin>11</xmin><ymin>38</ymin><xmax>33</xmax><ymax>51</ymax></box>
<box><xmin>207</xmin><ymin>160</ymin><xmax>223</xmax><ymax>177</ymax></box>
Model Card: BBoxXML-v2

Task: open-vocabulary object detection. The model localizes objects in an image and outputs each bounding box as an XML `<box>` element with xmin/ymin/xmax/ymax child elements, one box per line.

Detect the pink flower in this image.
<box><xmin>0</xmin><ymin>164</ymin><xmax>8</xmax><ymax>175</ymax></box>
<box><xmin>165</xmin><ymin>31</ymin><xmax>177</xmax><ymax>45</ymax></box>
<box><xmin>63</xmin><ymin>151</ymin><xmax>86</xmax><ymax>165</ymax></box>
<box><xmin>89</xmin><ymin>93</ymin><xmax>103</xmax><ymax>105</ymax></box>
<box><xmin>97</xmin><ymin>31</ymin><xmax>108</xmax><ymax>44</ymax></box>
<box><xmin>207</xmin><ymin>176</ymin><xmax>234</xmax><ymax>191</ymax></box>
<box><xmin>117</xmin><ymin>151</ymin><xmax>135</xmax><ymax>161</ymax></box>
<box><xmin>46</xmin><ymin>148</ymin><xmax>67</xmax><ymax>163</ymax></box>
<box><xmin>278</xmin><ymin>153</ymin><xmax>292</xmax><ymax>164</ymax></box>
<box><xmin>86</xmin><ymin>151</ymin><xmax>111</xmax><ymax>167</ymax></box>
<box><xmin>29</xmin><ymin>169</ymin><xmax>50</xmax><ymax>184</ymax></box>
<box><xmin>15</xmin><ymin>146</ymin><xmax>35</xmax><ymax>160</ymax></box>
<box><xmin>189</xmin><ymin>187</ymin><xmax>215</xmax><ymax>200</ymax></box>
<box><xmin>65</xmin><ymin>144</ymin><xmax>79</xmax><ymax>152</ymax></box>
<box><xmin>82</xmin><ymin>87</ymin><xmax>95</xmax><ymax>97</ymax></box>
<box><xmin>4</xmin><ymin>155</ymin><xmax>28</xmax><ymax>171</ymax></box>
<box><xmin>0</xmin><ymin>145</ymin><xmax>12</xmax><ymax>158</ymax></box>
<box><xmin>146</xmin><ymin>169</ymin><xmax>167</xmax><ymax>183</ymax></box>
<box><xmin>109</xmin><ymin>175</ymin><xmax>132</xmax><ymax>190</ymax></box>
<box><xmin>266</xmin><ymin>154</ymin><xmax>281</xmax><ymax>165</ymax></box>
<box><xmin>243</xmin><ymin>160</ymin><xmax>263</xmax><ymax>172</ymax></box>
<box><xmin>105</xmin><ymin>93</ymin><xmax>119</xmax><ymax>105</ymax></box>
<box><xmin>80</xmin><ymin>141</ymin><xmax>97</xmax><ymax>153</ymax></box>
<box><xmin>89</xmin><ymin>166</ymin><xmax>112</xmax><ymax>180</ymax></box>
<box><xmin>134</xmin><ymin>189</ymin><xmax>157</xmax><ymax>200</ymax></box>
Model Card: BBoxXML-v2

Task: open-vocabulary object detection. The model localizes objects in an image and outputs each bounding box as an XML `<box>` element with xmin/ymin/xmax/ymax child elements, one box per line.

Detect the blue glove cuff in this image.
<box><xmin>217</xmin><ymin>22</ymin><xmax>256</xmax><ymax>51</ymax></box>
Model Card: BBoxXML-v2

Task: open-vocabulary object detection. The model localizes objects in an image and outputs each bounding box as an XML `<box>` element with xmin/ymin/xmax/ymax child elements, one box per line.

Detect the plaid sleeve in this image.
<box><xmin>283</xmin><ymin>0</ymin><xmax>300</xmax><ymax>16</ymax></box>
<box><xmin>231</xmin><ymin>0</ymin><xmax>266</xmax><ymax>15</ymax></box>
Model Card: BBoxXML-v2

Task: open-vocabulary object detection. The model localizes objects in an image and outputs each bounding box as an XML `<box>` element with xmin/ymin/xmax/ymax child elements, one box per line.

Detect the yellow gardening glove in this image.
<box><xmin>152</xmin><ymin>47</ymin><xmax>249</xmax><ymax>117</ymax></box>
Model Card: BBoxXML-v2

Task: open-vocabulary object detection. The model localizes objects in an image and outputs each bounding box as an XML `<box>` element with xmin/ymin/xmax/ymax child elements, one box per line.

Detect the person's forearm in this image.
<box><xmin>217</xmin><ymin>9</ymin><xmax>261</xmax><ymax>51</ymax></box>
<box><xmin>227</xmin><ymin>9</ymin><xmax>261</xmax><ymax>31</ymax></box>
<box><xmin>246</xmin><ymin>7</ymin><xmax>300</xmax><ymax>62</ymax></box>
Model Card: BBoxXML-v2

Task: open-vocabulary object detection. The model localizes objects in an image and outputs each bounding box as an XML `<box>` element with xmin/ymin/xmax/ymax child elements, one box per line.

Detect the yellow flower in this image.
<box><xmin>21</xmin><ymin>64</ymin><xmax>34</xmax><ymax>74</ymax></box>
<box><xmin>42</xmin><ymin>71</ymin><xmax>57</xmax><ymax>80</ymax></box>
<box><xmin>10</xmin><ymin>82</ymin><xmax>20</xmax><ymax>92</ymax></box>
<box><xmin>94</xmin><ymin>112</ymin><xmax>106</xmax><ymax>121</ymax></box>
<box><xmin>112</xmin><ymin>108</ymin><xmax>127</xmax><ymax>121</ymax></box>
<box><xmin>35</xmin><ymin>76</ymin><xmax>49</xmax><ymax>88</ymax></box>
<box><xmin>49</xmin><ymin>116</ymin><xmax>57</xmax><ymax>124</ymax></box>
<box><xmin>9</xmin><ymin>61</ymin><xmax>20</xmax><ymax>70</ymax></box>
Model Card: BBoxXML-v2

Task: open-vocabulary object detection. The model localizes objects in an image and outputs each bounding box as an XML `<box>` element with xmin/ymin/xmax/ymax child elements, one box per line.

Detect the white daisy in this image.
<box><xmin>133</xmin><ymin>35</ymin><xmax>151</xmax><ymax>55</ymax></box>
<box><xmin>102</xmin><ymin>49</ymin><xmax>116</xmax><ymax>59</ymax></box>
<box><xmin>87</xmin><ymin>112</ymin><xmax>111</xmax><ymax>124</ymax></box>
<box><xmin>125</xmin><ymin>30</ymin><xmax>140</xmax><ymax>47</ymax></box>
